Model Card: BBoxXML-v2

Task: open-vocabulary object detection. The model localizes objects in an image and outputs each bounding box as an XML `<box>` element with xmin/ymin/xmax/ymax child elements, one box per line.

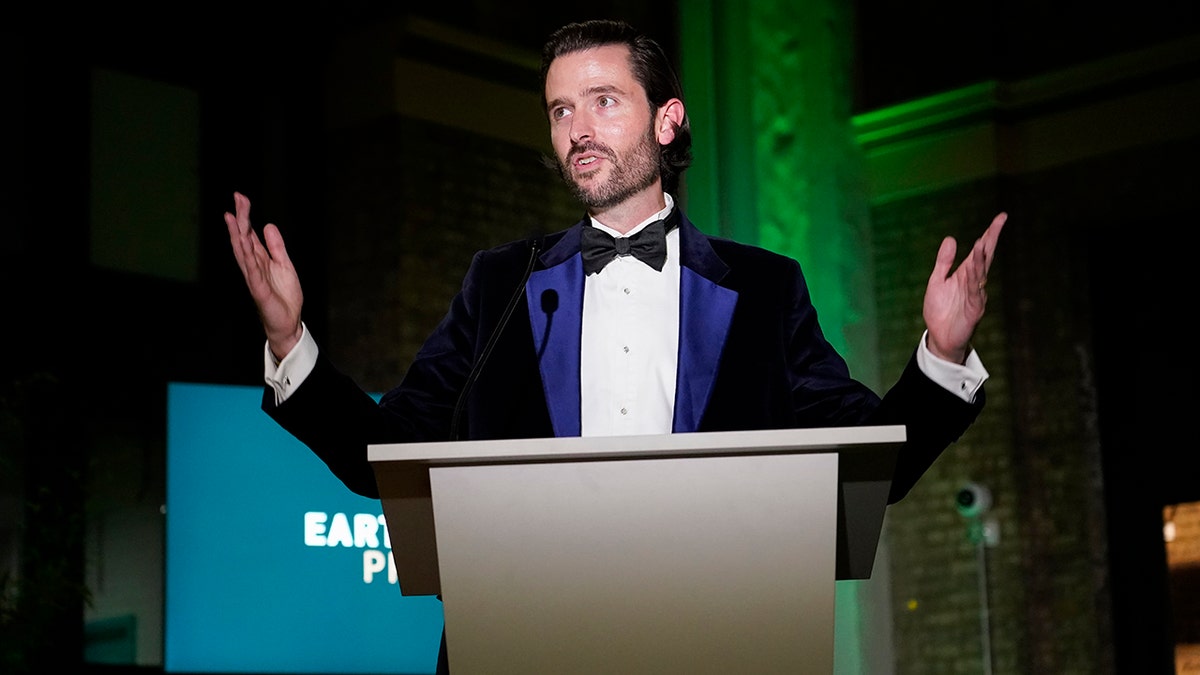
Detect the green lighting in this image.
<box><xmin>679</xmin><ymin>2</ymin><xmax>884</xmax><ymax>673</ymax></box>
<box><xmin>679</xmin><ymin>0</ymin><xmax>877</xmax><ymax>377</ymax></box>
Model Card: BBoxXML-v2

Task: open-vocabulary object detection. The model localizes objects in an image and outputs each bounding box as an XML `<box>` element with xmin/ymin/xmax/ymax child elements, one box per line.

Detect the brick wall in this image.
<box><xmin>322</xmin><ymin>115</ymin><xmax>580</xmax><ymax>392</ymax></box>
<box><xmin>873</xmin><ymin>180</ymin><xmax>1032</xmax><ymax>673</ymax></box>
<box><xmin>876</xmin><ymin>135</ymin><xmax>1200</xmax><ymax>673</ymax></box>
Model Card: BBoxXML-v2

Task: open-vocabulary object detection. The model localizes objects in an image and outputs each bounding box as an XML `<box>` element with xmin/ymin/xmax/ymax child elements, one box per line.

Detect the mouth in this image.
<box><xmin>567</xmin><ymin>143</ymin><xmax>611</xmax><ymax>173</ymax></box>
<box><xmin>573</xmin><ymin>153</ymin><xmax>603</xmax><ymax>170</ymax></box>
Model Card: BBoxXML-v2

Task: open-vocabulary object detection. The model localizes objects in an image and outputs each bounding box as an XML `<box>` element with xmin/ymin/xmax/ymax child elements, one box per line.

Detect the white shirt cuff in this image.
<box><xmin>916</xmin><ymin>330</ymin><xmax>989</xmax><ymax>404</ymax></box>
<box><xmin>264</xmin><ymin>323</ymin><xmax>319</xmax><ymax>405</ymax></box>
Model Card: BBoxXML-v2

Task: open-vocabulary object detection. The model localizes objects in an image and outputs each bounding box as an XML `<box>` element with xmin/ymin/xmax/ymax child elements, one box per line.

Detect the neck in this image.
<box><xmin>588</xmin><ymin>183</ymin><xmax>667</xmax><ymax>235</ymax></box>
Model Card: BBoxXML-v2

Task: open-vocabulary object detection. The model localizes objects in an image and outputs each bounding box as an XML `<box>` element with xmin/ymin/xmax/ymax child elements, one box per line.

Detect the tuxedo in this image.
<box><xmin>265</xmin><ymin>208</ymin><xmax>983</xmax><ymax>504</ymax></box>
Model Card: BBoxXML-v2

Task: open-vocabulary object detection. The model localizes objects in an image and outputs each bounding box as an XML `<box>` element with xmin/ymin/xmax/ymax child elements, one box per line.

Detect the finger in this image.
<box><xmin>225</xmin><ymin>193</ymin><xmax>254</xmax><ymax>253</ymax></box>
<box><xmin>228</xmin><ymin>222</ymin><xmax>272</xmax><ymax>289</ymax></box>
<box><xmin>225</xmin><ymin>197</ymin><xmax>255</xmax><ymax>240</ymax></box>
<box><xmin>971</xmin><ymin>230</ymin><xmax>989</xmax><ymax>266</ymax></box>
<box><xmin>224</xmin><ymin>210</ymin><xmax>239</xmax><ymax>238</ymax></box>
<box><xmin>233</xmin><ymin>229</ymin><xmax>264</xmax><ymax>284</ymax></box>
<box><xmin>232</xmin><ymin>192</ymin><xmax>254</xmax><ymax>233</ymax></box>
<box><xmin>226</xmin><ymin>192</ymin><xmax>269</xmax><ymax>267</ymax></box>
<box><xmin>980</xmin><ymin>212</ymin><xmax>1006</xmax><ymax>271</ymax></box>
<box><xmin>967</xmin><ymin>235</ymin><xmax>988</xmax><ymax>290</ymax></box>
<box><xmin>234</xmin><ymin>191</ymin><xmax>250</xmax><ymax>216</ymax></box>
<box><xmin>968</xmin><ymin>212</ymin><xmax>1007</xmax><ymax>285</ymax></box>
<box><xmin>224</xmin><ymin>210</ymin><xmax>253</xmax><ymax>274</ymax></box>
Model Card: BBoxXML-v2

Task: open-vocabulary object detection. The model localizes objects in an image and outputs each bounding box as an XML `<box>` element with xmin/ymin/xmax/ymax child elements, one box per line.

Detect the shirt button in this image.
<box><xmin>620</xmin><ymin>407</ymin><xmax>628</xmax><ymax>415</ymax></box>
<box><xmin>623</xmin><ymin>287</ymin><xmax>631</xmax><ymax>294</ymax></box>
<box><xmin>623</xmin><ymin>345</ymin><xmax>630</xmax><ymax>353</ymax></box>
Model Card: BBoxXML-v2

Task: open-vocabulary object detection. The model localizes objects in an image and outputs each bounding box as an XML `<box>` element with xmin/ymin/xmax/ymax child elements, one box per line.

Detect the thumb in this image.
<box><xmin>930</xmin><ymin>236</ymin><xmax>957</xmax><ymax>282</ymax></box>
<box><xmin>261</xmin><ymin>223</ymin><xmax>293</xmax><ymax>268</ymax></box>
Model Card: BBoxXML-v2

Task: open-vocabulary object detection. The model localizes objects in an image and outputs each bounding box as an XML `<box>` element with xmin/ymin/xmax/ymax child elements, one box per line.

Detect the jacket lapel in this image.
<box><xmin>526</xmin><ymin>223</ymin><xmax>585</xmax><ymax>437</ymax></box>
<box><xmin>674</xmin><ymin>215</ymin><xmax>738</xmax><ymax>432</ymax></box>
<box><xmin>523</xmin><ymin>213</ymin><xmax>739</xmax><ymax>437</ymax></box>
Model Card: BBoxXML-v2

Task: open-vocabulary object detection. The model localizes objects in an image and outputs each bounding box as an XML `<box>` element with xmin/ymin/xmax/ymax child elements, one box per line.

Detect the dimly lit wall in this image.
<box><xmin>861</xmin><ymin>36</ymin><xmax>1200</xmax><ymax>672</ymax></box>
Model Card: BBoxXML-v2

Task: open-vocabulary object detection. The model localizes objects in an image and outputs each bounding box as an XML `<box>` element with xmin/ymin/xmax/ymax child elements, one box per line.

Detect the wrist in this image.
<box><xmin>268</xmin><ymin>322</ymin><xmax>304</xmax><ymax>361</ymax></box>
<box><xmin>926</xmin><ymin>334</ymin><xmax>967</xmax><ymax>365</ymax></box>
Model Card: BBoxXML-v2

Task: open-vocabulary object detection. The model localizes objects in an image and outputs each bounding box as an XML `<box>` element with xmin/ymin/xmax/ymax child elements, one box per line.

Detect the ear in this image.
<box><xmin>655</xmin><ymin>98</ymin><xmax>685</xmax><ymax>145</ymax></box>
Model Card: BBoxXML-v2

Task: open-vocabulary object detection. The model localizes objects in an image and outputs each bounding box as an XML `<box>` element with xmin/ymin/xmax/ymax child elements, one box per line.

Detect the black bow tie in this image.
<box><xmin>581</xmin><ymin>216</ymin><xmax>676</xmax><ymax>275</ymax></box>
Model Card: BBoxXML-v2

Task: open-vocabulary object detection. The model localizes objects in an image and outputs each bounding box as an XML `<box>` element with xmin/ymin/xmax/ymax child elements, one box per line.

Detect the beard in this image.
<box><xmin>556</xmin><ymin>124</ymin><xmax>661</xmax><ymax>210</ymax></box>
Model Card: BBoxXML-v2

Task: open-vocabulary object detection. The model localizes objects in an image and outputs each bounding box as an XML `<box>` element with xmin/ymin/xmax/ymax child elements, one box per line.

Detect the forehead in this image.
<box><xmin>544</xmin><ymin>44</ymin><xmax>642</xmax><ymax>102</ymax></box>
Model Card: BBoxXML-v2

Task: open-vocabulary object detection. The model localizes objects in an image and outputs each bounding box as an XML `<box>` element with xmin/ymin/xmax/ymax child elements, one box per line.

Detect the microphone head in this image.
<box><xmin>541</xmin><ymin>289</ymin><xmax>559</xmax><ymax>313</ymax></box>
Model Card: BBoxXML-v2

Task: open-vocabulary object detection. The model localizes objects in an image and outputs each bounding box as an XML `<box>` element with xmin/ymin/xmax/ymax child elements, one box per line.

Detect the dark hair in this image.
<box><xmin>540</xmin><ymin>19</ymin><xmax>693</xmax><ymax>194</ymax></box>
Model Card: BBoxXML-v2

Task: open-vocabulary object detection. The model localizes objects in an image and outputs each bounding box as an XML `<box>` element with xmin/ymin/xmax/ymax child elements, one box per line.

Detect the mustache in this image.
<box><xmin>567</xmin><ymin>141</ymin><xmax>615</xmax><ymax>164</ymax></box>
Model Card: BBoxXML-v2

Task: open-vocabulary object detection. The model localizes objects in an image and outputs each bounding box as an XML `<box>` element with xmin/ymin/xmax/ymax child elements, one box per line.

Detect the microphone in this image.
<box><xmin>536</xmin><ymin>289</ymin><xmax>558</xmax><ymax>361</ymax></box>
<box><xmin>541</xmin><ymin>288</ymin><xmax>559</xmax><ymax>314</ymax></box>
<box><xmin>449</xmin><ymin>237</ymin><xmax>542</xmax><ymax>441</ymax></box>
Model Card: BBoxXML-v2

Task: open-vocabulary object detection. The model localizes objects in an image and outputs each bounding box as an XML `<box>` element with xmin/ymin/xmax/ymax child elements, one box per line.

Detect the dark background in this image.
<box><xmin>4</xmin><ymin>2</ymin><xmax>1199</xmax><ymax>673</ymax></box>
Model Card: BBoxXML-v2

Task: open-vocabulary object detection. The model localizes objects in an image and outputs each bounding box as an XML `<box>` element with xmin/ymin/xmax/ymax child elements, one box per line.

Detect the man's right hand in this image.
<box><xmin>224</xmin><ymin>191</ymin><xmax>305</xmax><ymax>360</ymax></box>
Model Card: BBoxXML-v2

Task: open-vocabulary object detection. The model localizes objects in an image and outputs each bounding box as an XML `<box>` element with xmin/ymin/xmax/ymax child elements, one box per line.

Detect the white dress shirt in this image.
<box><xmin>580</xmin><ymin>197</ymin><xmax>680</xmax><ymax>436</ymax></box>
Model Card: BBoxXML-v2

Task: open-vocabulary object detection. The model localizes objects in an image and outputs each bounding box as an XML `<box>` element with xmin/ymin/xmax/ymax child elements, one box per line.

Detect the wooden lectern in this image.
<box><xmin>369</xmin><ymin>425</ymin><xmax>903</xmax><ymax>674</ymax></box>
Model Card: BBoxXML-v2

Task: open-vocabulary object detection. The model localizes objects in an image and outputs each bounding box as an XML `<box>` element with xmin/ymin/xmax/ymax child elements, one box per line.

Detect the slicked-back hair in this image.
<box><xmin>541</xmin><ymin>19</ymin><xmax>693</xmax><ymax>194</ymax></box>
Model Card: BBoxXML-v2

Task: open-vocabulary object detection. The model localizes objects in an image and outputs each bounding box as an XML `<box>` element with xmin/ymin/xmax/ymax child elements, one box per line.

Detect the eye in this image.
<box><xmin>598</xmin><ymin>95</ymin><xmax>616</xmax><ymax>108</ymax></box>
<box><xmin>551</xmin><ymin>106</ymin><xmax>571</xmax><ymax>121</ymax></box>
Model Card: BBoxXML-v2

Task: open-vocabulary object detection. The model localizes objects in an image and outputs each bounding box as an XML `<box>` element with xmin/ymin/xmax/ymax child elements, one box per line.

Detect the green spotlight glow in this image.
<box><xmin>679</xmin><ymin>0</ymin><xmax>877</xmax><ymax>375</ymax></box>
<box><xmin>680</xmin><ymin>2</ymin><xmax>885</xmax><ymax>673</ymax></box>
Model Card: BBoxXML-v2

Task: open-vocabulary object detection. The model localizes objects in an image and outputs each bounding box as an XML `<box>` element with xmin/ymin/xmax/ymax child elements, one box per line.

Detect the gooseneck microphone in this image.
<box><xmin>449</xmin><ymin>237</ymin><xmax>543</xmax><ymax>441</ymax></box>
<box><xmin>536</xmin><ymin>289</ymin><xmax>558</xmax><ymax>361</ymax></box>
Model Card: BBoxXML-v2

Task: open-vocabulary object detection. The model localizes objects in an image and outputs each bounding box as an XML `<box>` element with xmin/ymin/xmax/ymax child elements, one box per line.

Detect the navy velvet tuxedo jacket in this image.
<box><xmin>266</xmin><ymin>209</ymin><xmax>983</xmax><ymax>504</ymax></box>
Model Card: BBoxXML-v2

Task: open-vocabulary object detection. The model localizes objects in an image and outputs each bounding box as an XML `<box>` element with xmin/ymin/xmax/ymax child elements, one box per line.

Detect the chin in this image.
<box><xmin>570</xmin><ymin>178</ymin><xmax>603</xmax><ymax>198</ymax></box>
<box><xmin>572</xmin><ymin>165</ymin><xmax>604</xmax><ymax>182</ymax></box>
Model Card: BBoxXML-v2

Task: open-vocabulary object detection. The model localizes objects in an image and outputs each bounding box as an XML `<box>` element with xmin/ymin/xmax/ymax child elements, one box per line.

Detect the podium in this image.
<box><xmin>369</xmin><ymin>425</ymin><xmax>903</xmax><ymax>674</ymax></box>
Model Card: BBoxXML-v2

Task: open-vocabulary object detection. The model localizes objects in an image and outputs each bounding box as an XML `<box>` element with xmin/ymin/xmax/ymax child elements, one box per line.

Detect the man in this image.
<box><xmin>226</xmin><ymin>18</ymin><xmax>1004</xmax><ymax>673</ymax></box>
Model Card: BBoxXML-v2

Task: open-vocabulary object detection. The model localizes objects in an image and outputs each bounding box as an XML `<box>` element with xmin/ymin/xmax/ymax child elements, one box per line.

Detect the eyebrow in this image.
<box><xmin>546</xmin><ymin>84</ymin><xmax>627</xmax><ymax>114</ymax></box>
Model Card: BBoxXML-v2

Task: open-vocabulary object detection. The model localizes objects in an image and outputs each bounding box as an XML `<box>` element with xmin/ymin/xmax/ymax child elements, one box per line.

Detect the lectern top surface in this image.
<box><xmin>368</xmin><ymin>424</ymin><xmax>904</xmax><ymax>465</ymax></box>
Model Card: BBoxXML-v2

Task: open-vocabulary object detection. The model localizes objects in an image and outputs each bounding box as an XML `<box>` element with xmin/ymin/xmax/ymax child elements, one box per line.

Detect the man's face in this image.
<box><xmin>544</xmin><ymin>44</ymin><xmax>662</xmax><ymax>210</ymax></box>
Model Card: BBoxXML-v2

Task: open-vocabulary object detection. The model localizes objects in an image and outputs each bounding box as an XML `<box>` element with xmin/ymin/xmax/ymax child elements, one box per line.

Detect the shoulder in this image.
<box><xmin>707</xmin><ymin>235</ymin><xmax>797</xmax><ymax>266</ymax></box>
<box><xmin>678</xmin><ymin>229</ymin><xmax>814</xmax><ymax>313</ymax></box>
<box><xmin>462</xmin><ymin>226</ymin><xmax>575</xmax><ymax>284</ymax></box>
<box><xmin>699</xmin><ymin>231</ymin><xmax>806</xmax><ymax>284</ymax></box>
<box><xmin>677</xmin><ymin>210</ymin><xmax>795</xmax><ymax>270</ymax></box>
<box><xmin>480</xmin><ymin>227</ymin><xmax>572</xmax><ymax>259</ymax></box>
<box><xmin>677</xmin><ymin>212</ymin><xmax>803</xmax><ymax>285</ymax></box>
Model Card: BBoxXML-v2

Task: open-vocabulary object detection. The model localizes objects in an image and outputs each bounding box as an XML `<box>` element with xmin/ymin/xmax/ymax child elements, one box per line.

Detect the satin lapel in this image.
<box><xmin>526</xmin><ymin>228</ymin><xmax>586</xmax><ymax>437</ymax></box>
<box><xmin>673</xmin><ymin>215</ymin><xmax>738</xmax><ymax>433</ymax></box>
<box><xmin>675</xmin><ymin>269</ymin><xmax>737</xmax><ymax>432</ymax></box>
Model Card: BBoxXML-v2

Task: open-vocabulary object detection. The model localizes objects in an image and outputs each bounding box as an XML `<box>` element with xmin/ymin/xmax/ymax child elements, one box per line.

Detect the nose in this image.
<box><xmin>569</xmin><ymin>112</ymin><xmax>593</xmax><ymax>145</ymax></box>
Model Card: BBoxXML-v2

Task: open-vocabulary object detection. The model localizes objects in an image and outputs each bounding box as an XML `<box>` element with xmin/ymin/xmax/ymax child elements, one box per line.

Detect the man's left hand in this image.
<box><xmin>923</xmin><ymin>212</ymin><xmax>1007</xmax><ymax>364</ymax></box>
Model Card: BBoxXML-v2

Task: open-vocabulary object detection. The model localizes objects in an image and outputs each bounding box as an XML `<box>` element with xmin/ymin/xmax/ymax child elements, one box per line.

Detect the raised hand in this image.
<box><xmin>224</xmin><ymin>191</ymin><xmax>305</xmax><ymax>359</ymax></box>
<box><xmin>923</xmin><ymin>212</ymin><xmax>1007</xmax><ymax>364</ymax></box>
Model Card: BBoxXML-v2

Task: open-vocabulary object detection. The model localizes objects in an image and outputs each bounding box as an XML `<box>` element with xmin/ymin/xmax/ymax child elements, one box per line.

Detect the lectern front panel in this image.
<box><xmin>428</xmin><ymin>452</ymin><xmax>838</xmax><ymax>674</ymax></box>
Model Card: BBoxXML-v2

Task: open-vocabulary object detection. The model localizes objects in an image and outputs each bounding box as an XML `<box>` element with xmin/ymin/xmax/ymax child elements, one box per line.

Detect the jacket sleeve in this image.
<box><xmin>774</xmin><ymin>253</ymin><xmax>984</xmax><ymax>503</ymax></box>
<box><xmin>261</xmin><ymin>249</ymin><xmax>494</xmax><ymax>498</ymax></box>
<box><xmin>870</xmin><ymin>352</ymin><xmax>984</xmax><ymax>503</ymax></box>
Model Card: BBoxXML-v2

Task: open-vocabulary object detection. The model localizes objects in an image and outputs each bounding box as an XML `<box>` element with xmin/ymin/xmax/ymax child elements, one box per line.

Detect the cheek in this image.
<box><xmin>600</xmin><ymin>116</ymin><xmax>630</xmax><ymax>136</ymax></box>
<box><xmin>595</xmin><ymin>120</ymin><xmax>635</xmax><ymax>151</ymax></box>
<box><xmin>605</xmin><ymin>109</ymin><xmax>654</xmax><ymax>147</ymax></box>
